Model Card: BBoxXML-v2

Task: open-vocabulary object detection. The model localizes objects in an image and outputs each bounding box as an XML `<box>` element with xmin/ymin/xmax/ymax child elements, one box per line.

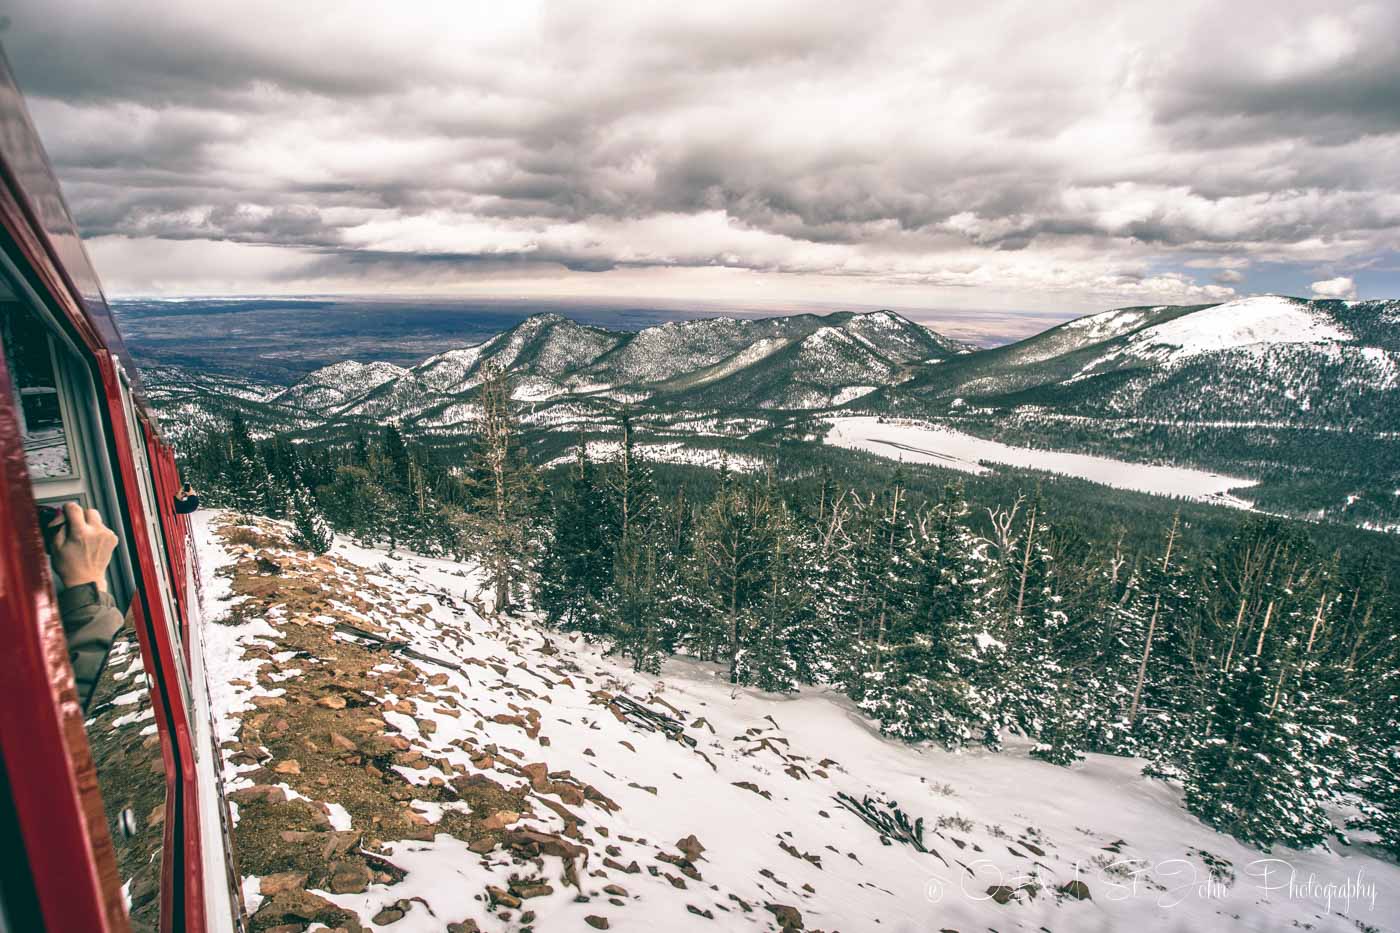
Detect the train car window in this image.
<box><xmin>0</xmin><ymin>275</ymin><xmax>168</xmax><ymax>931</ymax></box>
<box><xmin>1</xmin><ymin>302</ymin><xmax>75</xmax><ymax>479</ymax></box>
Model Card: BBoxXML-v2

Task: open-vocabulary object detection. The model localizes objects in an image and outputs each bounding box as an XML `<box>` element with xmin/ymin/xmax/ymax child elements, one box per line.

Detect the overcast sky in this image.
<box><xmin>6</xmin><ymin>1</ymin><xmax>1399</xmax><ymax>327</ymax></box>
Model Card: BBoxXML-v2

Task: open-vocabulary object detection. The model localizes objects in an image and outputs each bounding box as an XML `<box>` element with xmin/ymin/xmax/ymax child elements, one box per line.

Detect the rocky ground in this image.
<box><xmin>191</xmin><ymin>511</ymin><xmax>1399</xmax><ymax>933</ymax></box>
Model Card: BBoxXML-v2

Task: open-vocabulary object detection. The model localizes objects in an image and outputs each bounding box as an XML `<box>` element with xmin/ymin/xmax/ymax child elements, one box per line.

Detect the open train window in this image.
<box><xmin>1</xmin><ymin>305</ymin><xmax>74</xmax><ymax>480</ymax></box>
<box><xmin>0</xmin><ymin>263</ymin><xmax>168</xmax><ymax>931</ymax></box>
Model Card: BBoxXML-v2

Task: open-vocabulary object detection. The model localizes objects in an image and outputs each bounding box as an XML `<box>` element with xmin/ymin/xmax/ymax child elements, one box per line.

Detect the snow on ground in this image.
<box><xmin>825</xmin><ymin>416</ymin><xmax>1256</xmax><ymax>508</ymax></box>
<box><xmin>193</xmin><ymin>511</ymin><xmax>1398</xmax><ymax>933</ymax></box>
<box><xmin>1128</xmin><ymin>296</ymin><xmax>1352</xmax><ymax>361</ymax></box>
<box><xmin>543</xmin><ymin>440</ymin><xmax>767</xmax><ymax>474</ymax></box>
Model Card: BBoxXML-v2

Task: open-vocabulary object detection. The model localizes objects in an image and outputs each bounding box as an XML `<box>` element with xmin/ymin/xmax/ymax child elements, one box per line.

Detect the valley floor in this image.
<box><xmin>824</xmin><ymin>416</ymin><xmax>1257</xmax><ymax>509</ymax></box>
<box><xmin>193</xmin><ymin>511</ymin><xmax>1397</xmax><ymax>933</ymax></box>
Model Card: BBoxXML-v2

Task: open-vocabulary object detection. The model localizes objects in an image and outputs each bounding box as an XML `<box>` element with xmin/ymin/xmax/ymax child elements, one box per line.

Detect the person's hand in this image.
<box><xmin>48</xmin><ymin>502</ymin><xmax>119</xmax><ymax>591</ymax></box>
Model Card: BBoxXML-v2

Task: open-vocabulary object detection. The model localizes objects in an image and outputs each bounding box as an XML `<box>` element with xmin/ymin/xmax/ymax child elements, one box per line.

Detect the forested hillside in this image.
<box><xmin>177</xmin><ymin>366</ymin><xmax>1400</xmax><ymax>861</ymax></box>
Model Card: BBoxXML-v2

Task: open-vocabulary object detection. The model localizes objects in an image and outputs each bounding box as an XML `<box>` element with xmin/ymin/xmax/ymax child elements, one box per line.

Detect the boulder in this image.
<box><xmin>228</xmin><ymin>785</ymin><xmax>287</xmax><ymax>805</ymax></box>
<box><xmin>259</xmin><ymin>871</ymin><xmax>308</xmax><ymax>897</ymax></box>
<box><xmin>325</xmin><ymin>860</ymin><xmax>372</xmax><ymax>894</ymax></box>
<box><xmin>676</xmin><ymin>834</ymin><xmax>706</xmax><ymax>862</ymax></box>
<box><xmin>764</xmin><ymin>903</ymin><xmax>804</xmax><ymax>930</ymax></box>
<box><xmin>1059</xmin><ymin>880</ymin><xmax>1092</xmax><ymax>901</ymax></box>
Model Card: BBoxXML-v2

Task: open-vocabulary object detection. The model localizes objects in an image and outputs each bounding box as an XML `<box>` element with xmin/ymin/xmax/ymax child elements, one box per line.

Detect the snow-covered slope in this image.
<box><xmin>194</xmin><ymin>511</ymin><xmax>1399</xmax><ymax>933</ymax></box>
<box><xmin>903</xmin><ymin>295</ymin><xmax>1398</xmax><ymax>426</ymax></box>
<box><xmin>1123</xmin><ymin>296</ymin><xmax>1353</xmax><ymax>361</ymax></box>
<box><xmin>276</xmin><ymin>361</ymin><xmax>411</xmax><ymax>411</ymax></box>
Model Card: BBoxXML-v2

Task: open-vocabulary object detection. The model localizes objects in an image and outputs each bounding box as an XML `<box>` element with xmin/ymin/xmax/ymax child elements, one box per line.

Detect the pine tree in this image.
<box><xmin>861</xmin><ymin>483</ymin><xmax>992</xmax><ymax>744</ymax></box>
<box><xmin>320</xmin><ymin>465</ymin><xmax>390</xmax><ymax>543</ymax></box>
<box><xmin>1351</xmin><ymin>662</ymin><xmax>1400</xmax><ymax>856</ymax></box>
<box><xmin>689</xmin><ymin>478</ymin><xmax>773</xmax><ymax>683</ymax></box>
<box><xmin>537</xmin><ymin>445</ymin><xmax>617</xmax><ymax>634</ymax></box>
<box><xmin>462</xmin><ymin>363</ymin><xmax>543</xmax><ymax>613</ymax></box>
<box><xmin>608</xmin><ymin>530</ymin><xmax>672</xmax><ymax>674</ymax></box>
<box><xmin>736</xmin><ymin>498</ymin><xmax>815</xmax><ymax>692</ymax></box>
<box><xmin>843</xmin><ymin>477</ymin><xmax>919</xmax><ymax>704</ymax></box>
<box><xmin>988</xmin><ymin>492</ymin><xmax>1063</xmax><ymax>736</ymax></box>
<box><xmin>289</xmin><ymin>482</ymin><xmax>333</xmax><ymax>554</ymax></box>
<box><xmin>1184</xmin><ymin>655</ymin><xmax>1332</xmax><ymax>850</ymax></box>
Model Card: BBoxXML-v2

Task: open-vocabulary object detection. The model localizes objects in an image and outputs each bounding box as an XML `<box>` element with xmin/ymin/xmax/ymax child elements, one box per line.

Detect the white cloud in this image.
<box><xmin>1310</xmin><ymin>275</ymin><xmax>1358</xmax><ymax>299</ymax></box>
<box><xmin>9</xmin><ymin>0</ymin><xmax>1400</xmax><ymax>310</ymax></box>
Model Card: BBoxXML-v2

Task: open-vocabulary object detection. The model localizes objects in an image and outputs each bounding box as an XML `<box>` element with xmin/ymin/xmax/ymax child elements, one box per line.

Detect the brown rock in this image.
<box><xmin>504</xmin><ymin>828</ymin><xmax>586</xmax><ymax>863</ymax></box>
<box><xmin>317</xmin><ymin>695</ymin><xmax>347</xmax><ymax>710</ymax></box>
<box><xmin>986</xmin><ymin>885</ymin><xmax>1015</xmax><ymax>905</ymax></box>
<box><xmin>764</xmin><ymin>903</ymin><xmax>804</xmax><ymax>930</ymax></box>
<box><xmin>228</xmin><ymin>785</ymin><xmax>287</xmax><ymax>805</ymax></box>
<box><xmin>326</xmin><ymin>860</ymin><xmax>372</xmax><ymax>894</ymax></box>
<box><xmin>371</xmin><ymin>900</ymin><xmax>408</xmax><ymax>924</ymax></box>
<box><xmin>272</xmin><ymin>759</ymin><xmax>302</xmax><ymax>775</ymax></box>
<box><xmin>584</xmin><ymin>917</ymin><xmax>609</xmax><ymax>930</ymax></box>
<box><xmin>259</xmin><ymin>871</ymin><xmax>309</xmax><ymax>897</ymax></box>
<box><xmin>468</xmin><ymin>837</ymin><xmax>497</xmax><ymax>854</ymax></box>
<box><xmin>1059</xmin><ymin>880</ymin><xmax>1091</xmax><ymax>901</ymax></box>
<box><xmin>511</xmin><ymin>883</ymin><xmax>553</xmax><ymax>899</ymax></box>
<box><xmin>602</xmin><ymin>884</ymin><xmax>628</xmax><ymax>897</ymax></box>
<box><xmin>250</xmin><ymin>890</ymin><xmax>364</xmax><ymax>932</ymax></box>
<box><xmin>676</xmin><ymin>834</ymin><xmax>706</xmax><ymax>862</ymax></box>
<box><xmin>480</xmin><ymin>809</ymin><xmax>520</xmax><ymax>831</ymax></box>
<box><xmin>486</xmin><ymin>886</ymin><xmax>521</xmax><ymax>909</ymax></box>
<box><xmin>329</xmin><ymin>732</ymin><xmax>357</xmax><ymax>751</ymax></box>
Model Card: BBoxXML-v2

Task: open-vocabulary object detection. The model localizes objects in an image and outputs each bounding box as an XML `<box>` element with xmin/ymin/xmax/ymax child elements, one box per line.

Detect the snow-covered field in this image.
<box><xmin>825</xmin><ymin>416</ymin><xmax>1256</xmax><ymax>508</ymax></box>
<box><xmin>543</xmin><ymin>439</ymin><xmax>767</xmax><ymax>474</ymax></box>
<box><xmin>191</xmin><ymin>512</ymin><xmax>1396</xmax><ymax>933</ymax></box>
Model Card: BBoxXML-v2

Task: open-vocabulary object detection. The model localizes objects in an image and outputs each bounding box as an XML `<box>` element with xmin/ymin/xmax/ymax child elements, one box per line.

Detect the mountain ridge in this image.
<box><xmin>140</xmin><ymin>295</ymin><xmax>1399</xmax><ymax>527</ymax></box>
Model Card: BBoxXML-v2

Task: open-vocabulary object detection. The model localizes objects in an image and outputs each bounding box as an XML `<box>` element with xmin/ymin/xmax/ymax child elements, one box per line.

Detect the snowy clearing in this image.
<box><xmin>825</xmin><ymin>416</ymin><xmax>1256</xmax><ymax>508</ymax></box>
<box><xmin>192</xmin><ymin>511</ymin><xmax>1396</xmax><ymax>933</ymax></box>
<box><xmin>1128</xmin><ymin>296</ymin><xmax>1352</xmax><ymax>361</ymax></box>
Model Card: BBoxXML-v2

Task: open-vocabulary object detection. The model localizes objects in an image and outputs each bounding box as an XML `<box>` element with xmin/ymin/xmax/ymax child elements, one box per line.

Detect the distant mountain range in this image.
<box><xmin>890</xmin><ymin>295</ymin><xmax>1398</xmax><ymax>432</ymax></box>
<box><xmin>141</xmin><ymin>296</ymin><xmax>1399</xmax><ymax>528</ymax></box>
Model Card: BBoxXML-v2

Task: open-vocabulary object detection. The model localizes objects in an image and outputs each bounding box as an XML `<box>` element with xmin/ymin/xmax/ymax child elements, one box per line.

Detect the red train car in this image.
<box><xmin>0</xmin><ymin>49</ymin><xmax>240</xmax><ymax>932</ymax></box>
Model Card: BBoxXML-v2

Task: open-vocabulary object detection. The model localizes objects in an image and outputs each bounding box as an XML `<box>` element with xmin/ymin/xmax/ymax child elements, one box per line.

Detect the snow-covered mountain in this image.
<box><xmin>191</xmin><ymin>510</ymin><xmax>1400</xmax><ymax>933</ymax></box>
<box><xmin>900</xmin><ymin>296</ymin><xmax>1399</xmax><ymax>429</ymax></box>
<box><xmin>265</xmin><ymin>309</ymin><xmax>960</xmax><ymax>425</ymax></box>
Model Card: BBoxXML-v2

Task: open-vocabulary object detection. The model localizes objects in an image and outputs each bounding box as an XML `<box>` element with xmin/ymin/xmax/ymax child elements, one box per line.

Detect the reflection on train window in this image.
<box><xmin>1</xmin><ymin>305</ymin><xmax>74</xmax><ymax>479</ymax></box>
<box><xmin>1</xmin><ymin>282</ymin><xmax>164</xmax><ymax>928</ymax></box>
<box><xmin>84</xmin><ymin>625</ymin><xmax>164</xmax><ymax>933</ymax></box>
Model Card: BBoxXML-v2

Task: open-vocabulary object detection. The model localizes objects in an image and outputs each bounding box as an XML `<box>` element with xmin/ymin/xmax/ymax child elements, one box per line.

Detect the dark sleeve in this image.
<box><xmin>174</xmin><ymin>495</ymin><xmax>200</xmax><ymax>514</ymax></box>
<box><xmin>57</xmin><ymin>584</ymin><xmax>126</xmax><ymax>710</ymax></box>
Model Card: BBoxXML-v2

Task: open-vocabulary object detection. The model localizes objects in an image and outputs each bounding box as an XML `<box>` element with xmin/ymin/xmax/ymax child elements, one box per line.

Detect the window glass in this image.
<box><xmin>1</xmin><ymin>305</ymin><xmax>74</xmax><ymax>479</ymax></box>
<box><xmin>1</xmin><ymin>292</ymin><xmax>166</xmax><ymax>932</ymax></box>
<box><xmin>84</xmin><ymin>627</ymin><xmax>164</xmax><ymax>933</ymax></box>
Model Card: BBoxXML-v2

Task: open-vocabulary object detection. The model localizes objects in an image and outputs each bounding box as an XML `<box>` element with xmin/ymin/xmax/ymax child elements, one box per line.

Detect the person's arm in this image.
<box><xmin>48</xmin><ymin>503</ymin><xmax>124</xmax><ymax>709</ymax></box>
<box><xmin>174</xmin><ymin>487</ymin><xmax>200</xmax><ymax>514</ymax></box>
<box><xmin>58</xmin><ymin>585</ymin><xmax>125</xmax><ymax>708</ymax></box>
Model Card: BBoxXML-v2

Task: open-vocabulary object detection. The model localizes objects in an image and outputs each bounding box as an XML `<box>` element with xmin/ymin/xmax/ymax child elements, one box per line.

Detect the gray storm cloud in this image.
<box><xmin>4</xmin><ymin>0</ymin><xmax>1398</xmax><ymax>311</ymax></box>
